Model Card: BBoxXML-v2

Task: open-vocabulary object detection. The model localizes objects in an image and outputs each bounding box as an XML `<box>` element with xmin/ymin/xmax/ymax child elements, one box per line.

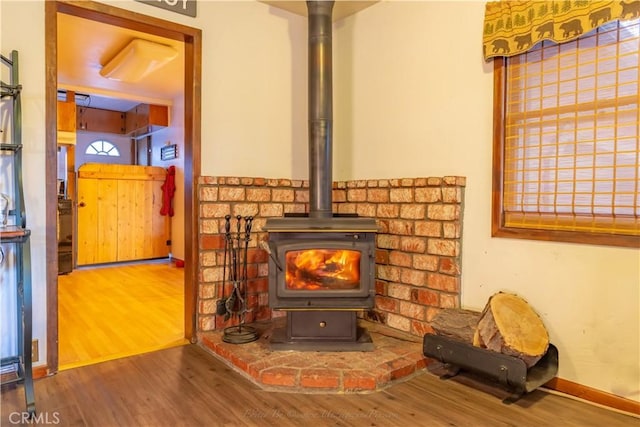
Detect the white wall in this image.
<box><xmin>1</xmin><ymin>0</ymin><xmax>47</xmax><ymax>365</ymax></box>
<box><xmin>335</xmin><ymin>1</ymin><xmax>639</xmax><ymax>402</ymax></box>
<box><xmin>1</xmin><ymin>0</ymin><xmax>638</xmax><ymax>402</ymax></box>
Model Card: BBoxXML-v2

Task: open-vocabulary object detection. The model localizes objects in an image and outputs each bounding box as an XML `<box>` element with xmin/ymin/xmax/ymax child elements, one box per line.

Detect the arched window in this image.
<box><xmin>85</xmin><ymin>140</ymin><xmax>120</xmax><ymax>157</ymax></box>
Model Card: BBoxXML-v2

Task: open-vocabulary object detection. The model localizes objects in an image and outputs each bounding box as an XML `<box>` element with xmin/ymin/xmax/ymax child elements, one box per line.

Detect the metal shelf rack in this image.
<box><xmin>1</xmin><ymin>49</ymin><xmax>35</xmax><ymax>416</ymax></box>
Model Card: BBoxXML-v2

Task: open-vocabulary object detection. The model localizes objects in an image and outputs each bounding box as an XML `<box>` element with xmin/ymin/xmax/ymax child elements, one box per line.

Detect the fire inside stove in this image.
<box><xmin>285</xmin><ymin>249</ymin><xmax>361</xmax><ymax>290</ymax></box>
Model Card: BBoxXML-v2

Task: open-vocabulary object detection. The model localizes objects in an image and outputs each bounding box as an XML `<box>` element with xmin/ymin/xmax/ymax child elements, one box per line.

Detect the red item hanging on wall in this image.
<box><xmin>160</xmin><ymin>165</ymin><xmax>176</xmax><ymax>217</ymax></box>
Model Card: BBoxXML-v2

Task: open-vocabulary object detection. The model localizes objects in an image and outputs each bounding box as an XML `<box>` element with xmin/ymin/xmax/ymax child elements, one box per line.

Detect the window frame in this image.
<box><xmin>85</xmin><ymin>139</ymin><xmax>121</xmax><ymax>157</ymax></box>
<box><xmin>491</xmin><ymin>57</ymin><xmax>639</xmax><ymax>249</ymax></box>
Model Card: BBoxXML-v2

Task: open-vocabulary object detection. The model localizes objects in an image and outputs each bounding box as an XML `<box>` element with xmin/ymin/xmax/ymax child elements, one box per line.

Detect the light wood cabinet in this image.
<box><xmin>76</xmin><ymin>107</ymin><xmax>126</xmax><ymax>134</ymax></box>
<box><xmin>57</xmin><ymin>101</ymin><xmax>76</xmax><ymax>132</ymax></box>
<box><xmin>125</xmin><ymin>104</ymin><xmax>169</xmax><ymax>137</ymax></box>
<box><xmin>76</xmin><ymin>164</ymin><xmax>170</xmax><ymax>265</ymax></box>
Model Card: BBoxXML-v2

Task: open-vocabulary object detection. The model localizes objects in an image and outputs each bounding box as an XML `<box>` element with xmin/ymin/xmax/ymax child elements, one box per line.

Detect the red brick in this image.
<box><xmin>412</xmin><ymin>288</ymin><xmax>439</xmax><ymax>306</ymax></box>
<box><xmin>443</xmin><ymin>222</ymin><xmax>461</xmax><ymax>238</ymax></box>
<box><xmin>413</xmin><ymin>254</ymin><xmax>439</xmax><ymax>271</ymax></box>
<box><xmin>377</xmin><ymin>265</ymin><xmax>401</xmax><ymax>282</ymax></box>
<box><xmin>347</xmin><ymin>188</ymin><xmax>367</xmax><ymax>202</ymax></box>
<box><xmin>440</xmin><ymin>293</ymin><xmax>459</xmax><ymax>309</ymax></box>
<box><xmin>376</xmin><ymin>204</ymin><xmax>400</xmax><ymax>218</ymax></box>
<box><xmin>295</xmin><ymin>189</ymin><xmax>309</xmax><ymax>203</ymax></box>
<box><xmin>400</xmin><ymin>236</ymin><xmax>427</xmax><ymax>253</ymax></box>
<box><xmin>201</xmin><ymin>203</ymin><xmax>230</xmax><ymax>219</ymax></box>
<box><xmin>343</xmin><ymin>371</ymin><xmax>377</xmax><ymax>391</ymax></box>
<box><xmin>337</xmin><ymin>203</ymin><xmax>357</xmax><ymax>214</ymax></box>
<box><xmin>442</xmin><ymin>187</ymin><xmax>462</xmax><ymax>203</ymax></box>
<box><xmin>439</xmin><ymin>257</ymin><xmax>461</xmax><ymax>275</ymax></box>
<box><xmin>272</xmin><ymin>189</ymin><xmax>294</xmax><ymax>202</ymax></box>
<box><xmin>261</xmin><ymin>367</ymin><xmax>299</xmax><ymax>387</ymax></box>
<box><xmin>399</xmin><ymin>301</ymin><xmax>425</xmax><ymax>320</ymax></box>
<box><xmin>375</xmin><ymin>296</ymin><xmax>398</xmax><ymax>312</ymax></box>
<box><xmin>389</xmin><ymin>251</ymin><xmax>412</xmax><ymax>267</ymax></box>
<box><xmin>400</xmin><ymin>268</ymin><xmax>426</xmax><ymax>286</ymax></box>
<box><xmin>300</xmin><ymin>369</ymin><xmax>340</xmax><ymax>389</ymax></box>
<box><xmin>232</xmin><ymin>203</ymin><xmax>259</xmax><ymax>217</ymax></box>
<box><xmin>332</xmin><ymin>189</ymin><xmax>347</xmax><ymax>202</ymax></box>
<box><xmin>390</xmin><ymin>188</ymin><xmax>413</xmax><ymax>203</ymax></box>
<box><xmin>400</xmin><ymin>204</ymin><xmax>426</xmax><ymax>219</ymax></box>
<box><xmin>415</xmin><ymin>187</ymin><xmax>441</xmax><ymax>203</ymax></box>
<box><xmin>427</xmin><ymin>273</ymin><xmax>460</xmax><ymax>292</ymax></box>
<box><xmin>353</xmin><ymin>203</ymin><xmax>374</xmax><ymax>218</ymax></box>
<box><xmin>278</xmin><ymin>179</ymin><xmax>292</xmax><ymax>186</ymax></box>
<box><xmin>246</xmin><ymin>188</ymin><xmax>271</xmax><ymax>202</ymax></box>
<box><xmin>427</xmin><ymin>204</ymin><xmax>459</xmax><ymax>220</ymax></box>
<box><xmin>389</xmin><ymin>220</ymin><xmax>413</xmax><ymax>235</ymax></box>
<box><xmin>259</xmin><ymin>204</ymin><xmax>283</xmax><ymax>217</ymax></box>
<box><xmin>367</xmin><ymin>188</ymin><xmax>389</xmax><ymax>203</ymax></box>
<box><xmin>253</xmin><ymin>177</ymin><xmax>266</xmax><ymax>186</ymax></box>
<box><xmin>427</xmin><ymin>239</ymin><xmax>459</xmax><ymax>256</ymax></box>
<box><xmin>219</xmin><ymin>187</ymin><xmax>245</xmax><ymax>201</ymax></box>
<box><xmin>387</xmin><ymin>283</ymin><xmax>411</xmax><ymax>300</ymax></box>
<box><xmin>386</xmin><ymin>313</ymin><xmax>411</xmax><ymax>331</ymax></box>
<box><xmin>376</xmin><ymin>219</ymin><xmax>390</xmax><ymax>233</ymax></box>
<box><xmin>377</xmin><ymin>234</ymin><xmax>400</xmax><ymax>250</ymax></box>
<box><xmin>386</xmin><ymin>358</ymin><xmax>416</xmax><ymax>380</ymax></box>
<box><xmin>240</xmin><ymin>177</ymin><xmax>254</xmax><ymax>185</ymax></box>
<box><xmin>415</xmin><ymin>221</ymin><xmax>441</xmax><ymax>237</ymax></box>
<box><xmin>201</xmin><ymin>235</ymin><xmax>225</xmax><ymax>250</ymax></box>
<box><xmin>200</xmin><ymin>187</ymin><xmax>218</xmax><ymax>201</ymax></box>
<box><xmin>375</xmin><ymin>249</ymin><xmax>389</xmax><ymax>264</ymax></box>
<box><xmin>246</xmin><ymin>248</ymin><xmax>268</xmax><ymax>263</ymax></box>
<box><xmin>411</xmin><ymin>319</ymin><xmax>434</xmax><ymax>336</ymax></box>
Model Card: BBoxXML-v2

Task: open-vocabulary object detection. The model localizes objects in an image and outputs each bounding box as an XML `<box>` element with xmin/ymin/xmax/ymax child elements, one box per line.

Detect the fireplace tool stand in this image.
<box><xmin>217</xmin><ymin>215</ymin><xmax>258</xmax><ymax>344</ymax></box>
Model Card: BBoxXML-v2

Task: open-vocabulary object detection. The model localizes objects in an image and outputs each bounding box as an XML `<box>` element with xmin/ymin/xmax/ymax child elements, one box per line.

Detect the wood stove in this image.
<box><xmin>264</xmin><ymin>215</ymin><xmax>377</xmax><ymax>351</ymax></box>
<box><xmin>263</xmin><ymin>1</ymin><xmax>377</xmax><ymax>350</ymax></box>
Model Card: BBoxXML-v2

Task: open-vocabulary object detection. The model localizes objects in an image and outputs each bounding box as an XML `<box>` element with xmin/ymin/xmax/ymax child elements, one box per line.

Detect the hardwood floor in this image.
<box><xmin>1</xmin><ymin>344</ymin><xmax>636</xmax><ymax>426</ymax></box>
<box><xmin>58</xmin><ymin>260</ymin><xmax>187</xmax><ymax>370</ymax></box>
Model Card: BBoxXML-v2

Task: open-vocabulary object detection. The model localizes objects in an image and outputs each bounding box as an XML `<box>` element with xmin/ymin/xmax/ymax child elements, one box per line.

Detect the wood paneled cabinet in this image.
<box><xmin>76</xmin><ymin>107</ymin><xmax>126</xmax><ymax>134</ymax></box>
<box><xmin>57</xmin><ymin>101</ymin><xmax>76</xmax><ymax>132</ymax></box>
<box><xmin>125</xmin><ymin>104</ymin><xmax>169</xmax><ymax>137</ymax></box>
<box><xmin>76</xmin><ymin>164</ymin><xmax>170</xmax><ymax>265</ymax></box>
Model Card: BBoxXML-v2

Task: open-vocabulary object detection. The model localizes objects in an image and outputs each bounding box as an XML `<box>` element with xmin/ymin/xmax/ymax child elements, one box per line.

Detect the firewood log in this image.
<box><xmin>473</xmin><ymin>292</ymin><xmax>549</xmax><ymax>368</ymax></box>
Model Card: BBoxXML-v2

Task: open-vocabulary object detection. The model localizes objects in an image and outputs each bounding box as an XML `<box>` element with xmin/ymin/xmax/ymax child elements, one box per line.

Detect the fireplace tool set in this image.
<box><xmin>216</xmin><ymin>215</ymin><xmax>258</xmax><ymax>344</ymax></box>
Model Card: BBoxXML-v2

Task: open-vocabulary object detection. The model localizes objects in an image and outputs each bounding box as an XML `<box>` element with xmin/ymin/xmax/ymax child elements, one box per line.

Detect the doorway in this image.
<box><xmin>45</xmin><ymin>0</ymin><xmax>201</xmax><ymax>373</ymax></box>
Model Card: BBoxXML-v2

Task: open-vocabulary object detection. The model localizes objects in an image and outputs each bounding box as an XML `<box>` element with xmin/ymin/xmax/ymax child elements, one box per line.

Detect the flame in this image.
<box><xmin>285</xmin><ymin>249</ymin><xmax>361</xmax><ymax>290</ymax></box>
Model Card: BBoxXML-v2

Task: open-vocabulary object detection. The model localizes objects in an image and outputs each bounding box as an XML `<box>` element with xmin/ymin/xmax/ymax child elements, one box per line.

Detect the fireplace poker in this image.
<box><xmin>216</xmin><ymin>215</ymin><xmax>231</xmax><ymax>316</ymax></box>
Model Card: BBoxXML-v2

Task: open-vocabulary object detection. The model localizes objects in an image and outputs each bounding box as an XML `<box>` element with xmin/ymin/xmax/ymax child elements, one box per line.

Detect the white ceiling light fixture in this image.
<box><xmin>100</xmin><ymin>39</ymin><xmax>178</xmax><ymax>83</ymax></box>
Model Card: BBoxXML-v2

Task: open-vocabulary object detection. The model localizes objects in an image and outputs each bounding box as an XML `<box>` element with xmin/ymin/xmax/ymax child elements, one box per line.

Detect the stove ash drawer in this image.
<box><xmin>287</xmin><ymin>311</ymin><xmax>357</xmax><ymax>341</ymax></box>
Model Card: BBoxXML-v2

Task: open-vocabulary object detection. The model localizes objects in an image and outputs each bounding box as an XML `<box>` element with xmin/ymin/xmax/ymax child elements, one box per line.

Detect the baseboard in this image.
<box><xmin>545</xmin><ymin>377</ymin><xmax>640</xmax><ymax>416</ymax></box>
<box><xmin>33</xmin><ymin>365</ymin><xmax>49</xmax><ymax>380</ymax></box>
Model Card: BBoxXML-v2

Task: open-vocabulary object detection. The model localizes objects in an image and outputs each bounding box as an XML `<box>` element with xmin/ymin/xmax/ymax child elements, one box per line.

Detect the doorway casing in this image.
<box><xmin>45</xmin><ymin>0</ymin><xmax>202</xmax><ymax>374</ymax></box>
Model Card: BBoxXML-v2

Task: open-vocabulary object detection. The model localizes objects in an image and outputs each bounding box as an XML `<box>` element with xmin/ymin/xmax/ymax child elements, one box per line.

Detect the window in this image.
<box><xmin>492</xmin><ymin>19</ymin><xmax>639</xmax><ymax>248</ymax></box>
<box><xmin>85</xmin><ymin>140</ymin><xmax>120</xmax><ymax>157</ymax></box>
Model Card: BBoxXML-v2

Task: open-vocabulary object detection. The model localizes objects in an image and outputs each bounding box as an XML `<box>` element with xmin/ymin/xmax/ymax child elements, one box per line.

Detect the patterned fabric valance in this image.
<box><xmin>483</xmin><ymin>0</ymin><xmax>640</xmax><ymax>60</ymax></box>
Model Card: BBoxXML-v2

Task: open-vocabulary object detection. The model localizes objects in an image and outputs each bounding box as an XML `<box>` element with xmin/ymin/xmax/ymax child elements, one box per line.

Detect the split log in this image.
<box><xmin>431</xmin><ymin>308</ymin><xmax>481</xmax><ymax>344</ymax></box>
<box><xmin>473</xmin><ymin>292</ymin><xmax>549</xmax><ymax>368</ymax></box>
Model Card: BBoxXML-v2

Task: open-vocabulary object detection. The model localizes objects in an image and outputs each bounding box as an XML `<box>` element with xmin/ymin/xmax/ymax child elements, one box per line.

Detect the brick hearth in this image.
<box><xmin>200</xmin><ymin>319</ymin><xmax>429</xmax><ymax>393</ymax></box>
<box><xmin>197</xmin><ymin>175</ymin><xmax>464</xmax><ymax>393</ymax></box>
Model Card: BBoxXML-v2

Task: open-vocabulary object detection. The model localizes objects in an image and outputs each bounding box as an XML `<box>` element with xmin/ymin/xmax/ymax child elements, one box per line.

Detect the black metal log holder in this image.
<box><xmin>217</xmin><ymin>215</ymin><xmax>258</xmax><ymax>344</ymax></box>
<box><xmin>423</xmin><ymin>334</ymin><xmax>559</xmax><ymax>403</ymax></box>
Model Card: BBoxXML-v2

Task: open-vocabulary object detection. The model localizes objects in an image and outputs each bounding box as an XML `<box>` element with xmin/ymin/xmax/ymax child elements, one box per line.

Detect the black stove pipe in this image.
<box><xmin>307</xmin><ymin>0</ymin><xmax>334</xmax><ymax>219</ymax></box>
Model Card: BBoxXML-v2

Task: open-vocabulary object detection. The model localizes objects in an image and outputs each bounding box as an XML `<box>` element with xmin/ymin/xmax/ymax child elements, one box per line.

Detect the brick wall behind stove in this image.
<box><xmin>197</xmin><ymin>176</ymin><xmax>465</xmax><ymax>337</ymax></box>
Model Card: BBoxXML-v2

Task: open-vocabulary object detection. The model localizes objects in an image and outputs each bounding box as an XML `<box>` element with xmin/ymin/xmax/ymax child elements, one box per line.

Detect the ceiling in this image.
<box><xmin>57</xmin><ymin>12</ymin><xmax>184</xmax><ymax>112</ymax></box>
<box><xmin>57</xmin><ymin>1</ymin><xmax>377</xmax><ymax>112</ymax></box>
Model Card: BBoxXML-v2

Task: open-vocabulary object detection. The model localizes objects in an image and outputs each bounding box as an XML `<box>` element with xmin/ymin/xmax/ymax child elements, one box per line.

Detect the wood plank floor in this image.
<box><xmin>1</xmin><ymin>344</ymin><xmax>636</xmax><ymax>426</ymax></box>
<box><xmin>58</xmin><ymin>260</ymin><xmax>187</xmax><ymax>370</ymax></box>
